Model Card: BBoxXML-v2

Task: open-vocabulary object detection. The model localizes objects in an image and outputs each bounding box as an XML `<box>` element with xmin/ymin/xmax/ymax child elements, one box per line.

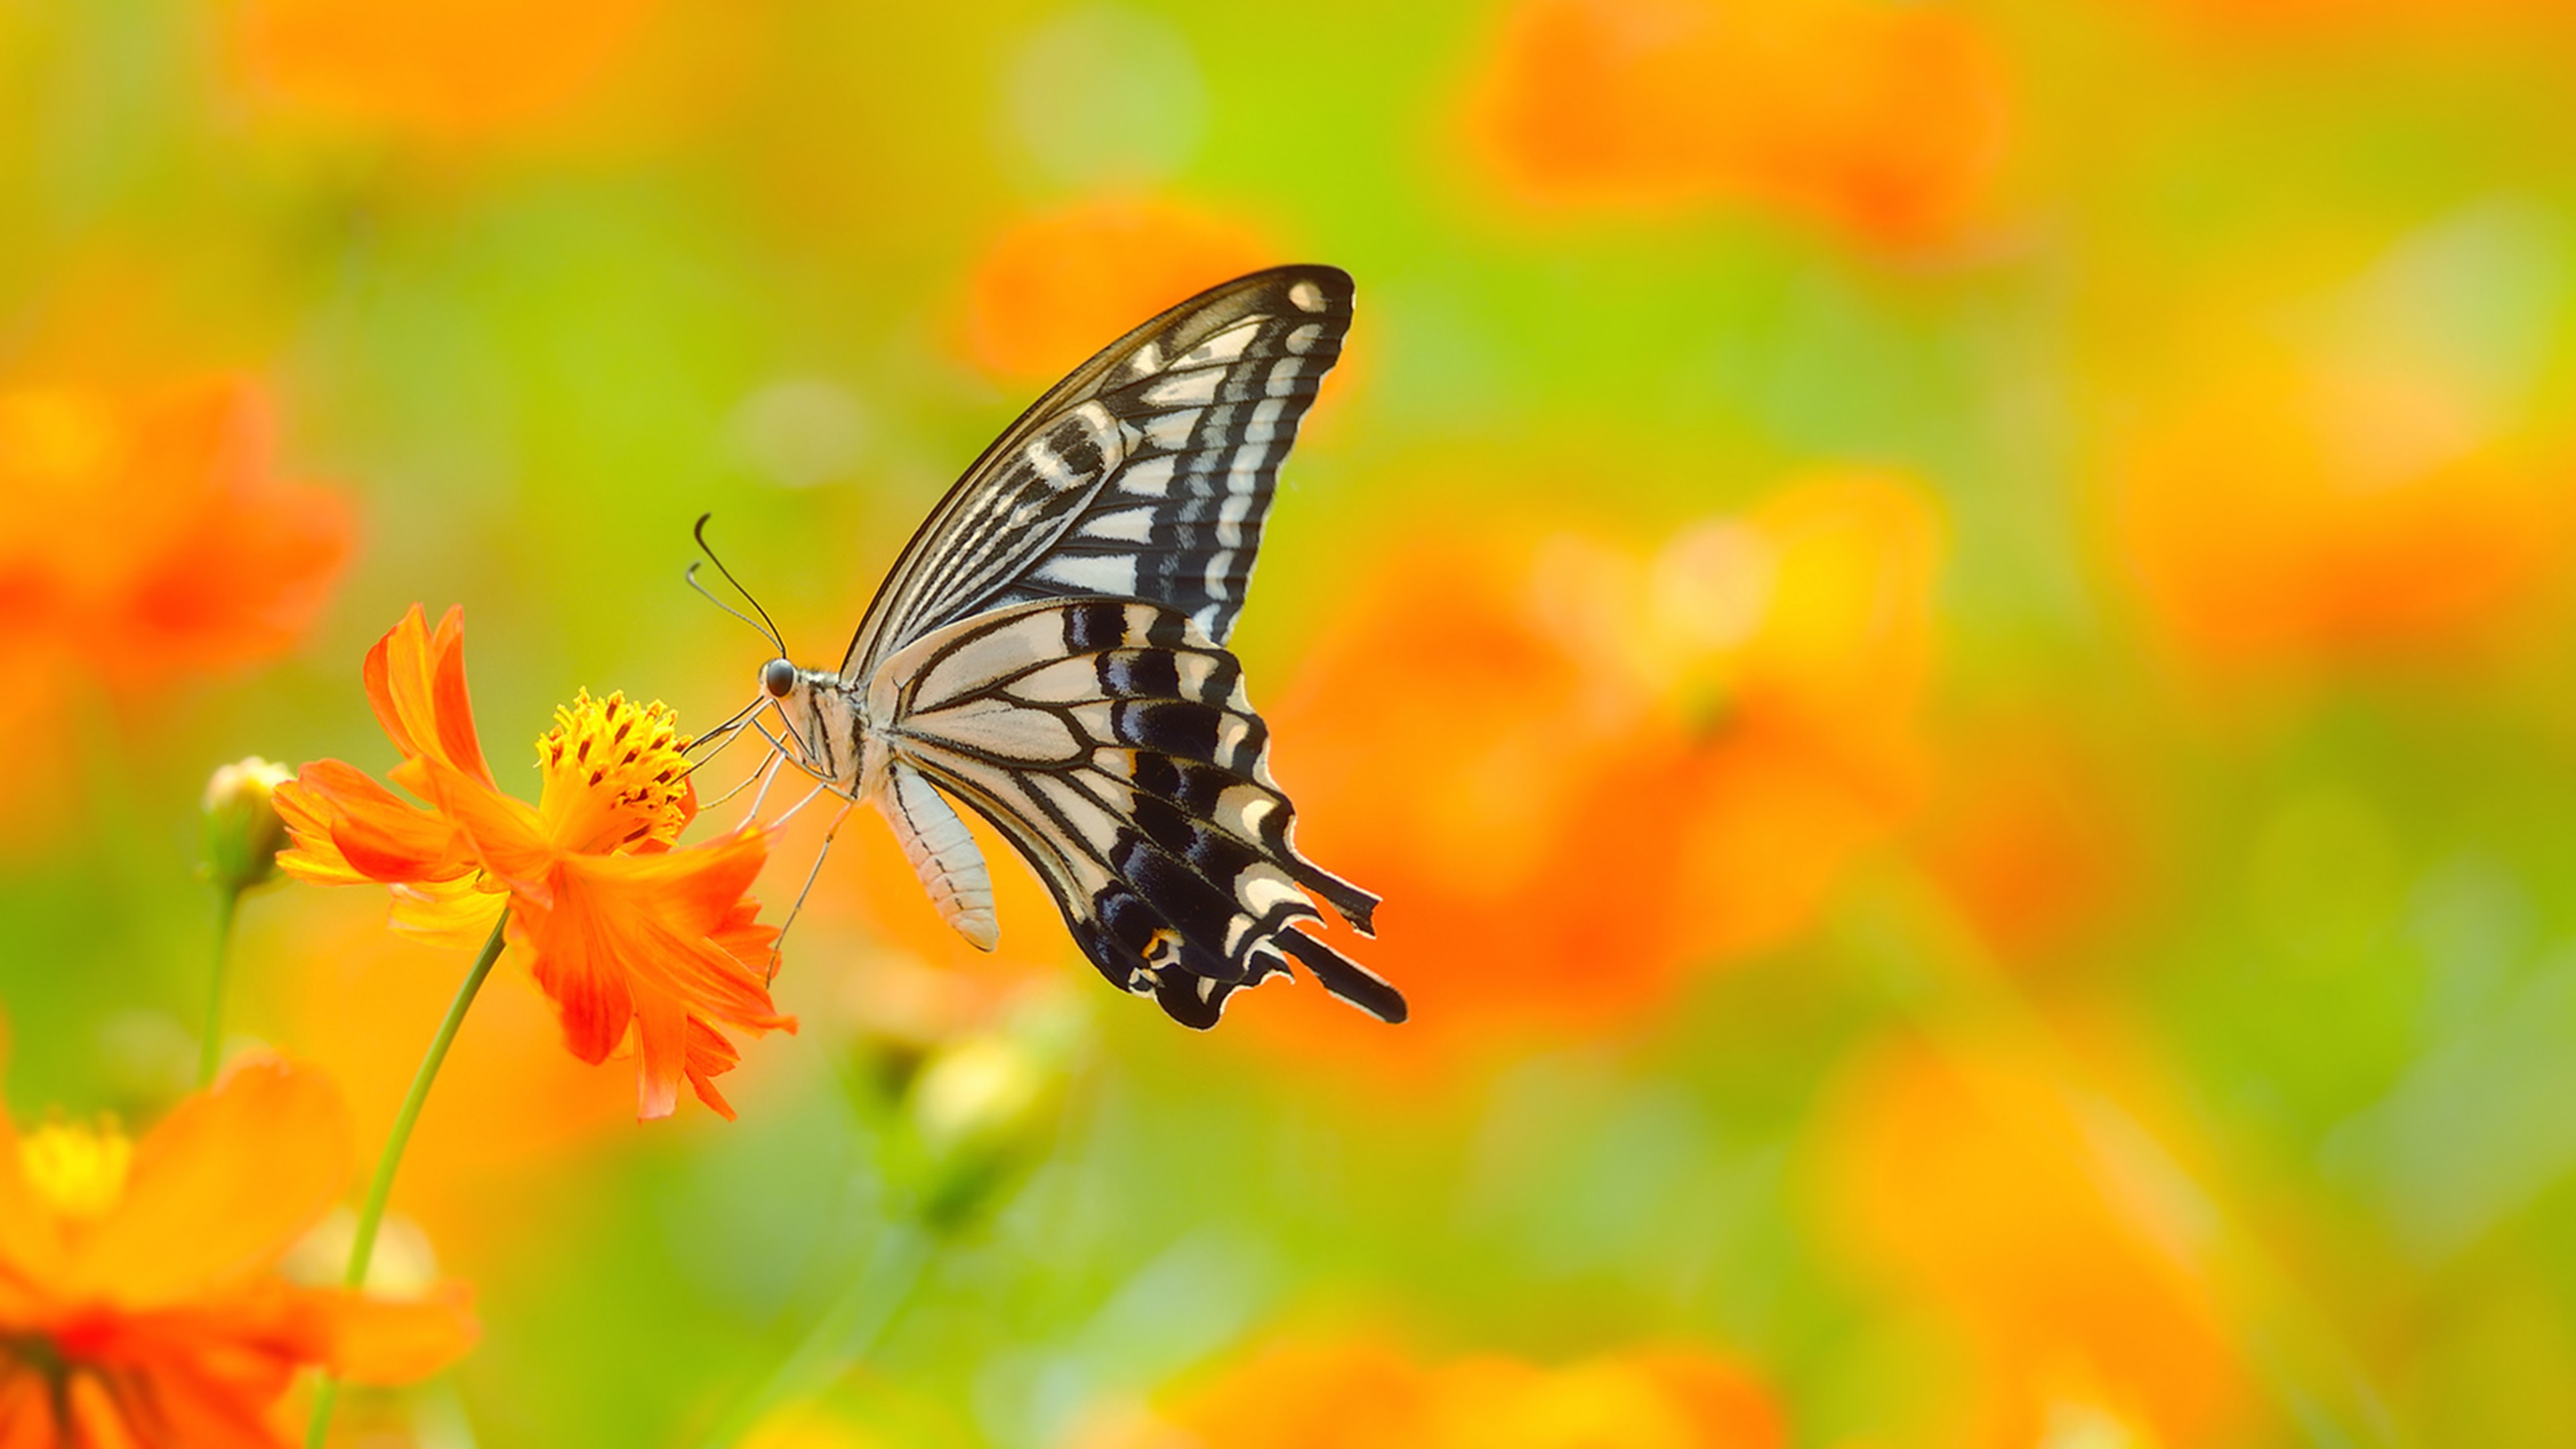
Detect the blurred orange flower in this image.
<box><xmin>0</xmin><ymin>379</ymin><xmax>350</xmax><ymax>835</ymax></box>
<box><xmin>2109</xmin><ymin>354</ymin><xmax>2573</xmax><ymax>678</ymax></box>
<box><xmin>1816</xmin><ymin>1035</ymin><xmax>2251</xmax><ymax>1446</ymax></box>
<box><xmin>0</xmin><ymin>1056</ymin><xmax>474</xmax><ymax>1446</ymax></box>
<box><xmin>2132</xmin><ymin>0</ymin><xmax>2570</xmax><ymax>40</ymax></box>
<box><xmin>274</xmin><ymin>604</ymin><xmax>792</xmax><ymax>1120</ymax></box>
<box><xmin>964</xmin><ymin>197</ymin><xmax>1278</xmax><ymax>383</ymax></box>
<box><xmin>219</xmin><ymin>0</ymin><xmax>667</xmax><ymax>145</ymax></box>
<box><xmin>1256</xmin><ymin>470</ymin><xmax>1940</xmax><ymax>1066</ymax></box>
<box><xmin>1464</xmin><ymin>0</ymin><xmax>2012</xmax><ymax>252</ymax></box>
<box><xmin>277</xmin><ymin>900</ymin><xmax>641</xmax><ymax>1266</ymax></box>
<box><xmin>1914</xmin><ymin>713</ymin><xmax>2143</xmax><ymax>968</ymax></box>
<box><xmin>1073</xmin><ymin>1336</ymin><xmax>1785</xmax><ymax>1449</ymax></box>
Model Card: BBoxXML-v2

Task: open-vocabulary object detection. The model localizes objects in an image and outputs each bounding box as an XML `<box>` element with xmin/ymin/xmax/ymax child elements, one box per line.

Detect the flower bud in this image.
<box><xmin>201</xmin><ymin>757</ymin><xmax>294</xmax><ymax>894</ymax></box>
<box><xmin>894</xmin><ymin>1001</ymin><xmax>1082</xmax><ymax>1230</ymax></box>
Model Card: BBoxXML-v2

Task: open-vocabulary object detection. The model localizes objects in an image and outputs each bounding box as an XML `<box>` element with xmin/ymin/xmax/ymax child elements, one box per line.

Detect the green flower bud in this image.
<box><xmin>894</xmin><ymin>1002</ymin><xmax>1081</xmax><ymax>1230</ymax></box>
<box><xmin>201</xmin><ymin>757</ymin><xmax>293</xmax><ymax>894</ymax></box>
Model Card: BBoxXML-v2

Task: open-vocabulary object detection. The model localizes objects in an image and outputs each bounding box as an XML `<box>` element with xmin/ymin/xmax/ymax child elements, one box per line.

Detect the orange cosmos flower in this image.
<box><xmin>0</xmin><ymin>379</ymin><xmax>350</xmax><ymax>838</ymax></box>
<box><xmin>274</xmin><ymin>604</ymin><xmax>792</xmax><ymax>1121</ymax></box>
<box><xmin>219</xmin><ymin>0</ymin><xmax>669</xmax><ymax>146</ymax></box>
<box><xmin>1072</xmin><ymin>1335</ymin><xmax>1786</xmax><ymax>1449</ymax></box>
<box><xmin>1815</xmin><ymin>1035</ymin><xmax>2253</xmax><ymax>1446</ymax></box>
<box><xmin>0</xmin><ymin>1055</ymin><xmax>474</xmax><ymax>1447</ymax></box>
<box><xmin>2108</xmin><ymin>352</ymin><xmax>2574</xmax><ymax>680</ymax></box>
<box><xmin>1464</xmin><ymin>0</ymin><xmax>2012</xmax><ymax>252</ymax></box>
<box><xmin>1913</xmin><ymin>710</ymin><xmax>2145</xmax><ymax>969</ymax></box>
<box><xmin>1257</xmin><ymin>470</ymin><xmax>1939</xmax><ymax>1069</ymax></box>
<box><xmin>2129</xmin><ymin>0</ymin><xmax>2571</xmax><ymax>42</ymax></box>
<box><xmin>963</xmin><ymin>197</ymin><xmax>1279</xmax><ymax>383</ymax></box>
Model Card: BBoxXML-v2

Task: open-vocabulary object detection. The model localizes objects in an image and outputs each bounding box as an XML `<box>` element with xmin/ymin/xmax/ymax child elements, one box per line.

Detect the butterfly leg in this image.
<box><xmin>771</xmin><ymin>792</ymin><xmax>861</xmax><ymax>961</ymax></box>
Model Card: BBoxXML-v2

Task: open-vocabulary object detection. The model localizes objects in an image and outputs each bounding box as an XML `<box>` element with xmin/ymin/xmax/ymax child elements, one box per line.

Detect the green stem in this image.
<box><xmin>197</xmin><ymin>888</ymin><xmax>244</xmax><ymax>1087</ymax></box>
<box><xmin>698</xmin><ymin>1222</ymin><xmax>936</xmax><ymax>1448</ymax></box>
<box><xmin>305</xmin><ymin>915</ymin><xmax>508</xmax><ymax>1449</ymax></box>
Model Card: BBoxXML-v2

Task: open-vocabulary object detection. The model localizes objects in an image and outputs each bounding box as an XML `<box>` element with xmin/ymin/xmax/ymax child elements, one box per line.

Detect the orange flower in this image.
<box><xmin>0</xmin><ymin>379</ymin><xmax>350</xmax><ymax>837</ymax></box>
<box><xmin>0</xmin><ymin>1056</ymin><xmax>474</xmax><ymax>1447</ymax></box>
<box><xmin>2129</xmin><ymin>0</ymin><xmax>2569</xmax><ymax>40</ymax></box>
<box><xmin>1464</xmin><ymin>0</ymin><xmax>2012</xmax><ymax>252</ymax></box>
<box><xmin>219</xmin><ymin>0</ymin><xmax>668</xmax><ymax>145</ymax></box>
<box><xmin>2108</xmin><ymin>353</ymin><xmax>2573</xmax><ymax>679</ymax></box>
<box><xmin>1255</xmin><ymin>471</ymin><xmax>1939</xmax><ymax>1068</ymax></box>
<box><xmin>274</xmin><ymin>605</ymin><xmax>792</xmax><ymax>1120</ymax></box>
<box><xmin>963</xmin><ymin>197</ymin><xmax>1279</xmax><ymax>383</ymax></box>
<box><xmin>1815</xmin><ymin>1036</ymin><xmax>2251</xmax><ymax>1446</ymax></box>
<box><xmin>1071</xmin><ymin>1336</ymin><xmax>1785</xmax><ymax>1449</ymax></box>
<box><xmin>1913</xmin><ymin>712</ymin><xmax>2143</xmax><ymax>969</ymax></box>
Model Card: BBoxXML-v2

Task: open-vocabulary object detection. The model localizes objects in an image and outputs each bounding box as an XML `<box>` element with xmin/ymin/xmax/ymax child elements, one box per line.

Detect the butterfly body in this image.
<box><xmin>757</xmin><ymin>266</ymin><xmax>1401</xmax><ymax>1029</ymax></box>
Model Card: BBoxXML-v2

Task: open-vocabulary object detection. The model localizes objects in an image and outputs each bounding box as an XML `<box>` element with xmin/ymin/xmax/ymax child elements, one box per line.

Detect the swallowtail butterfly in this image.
<box><xmin>750</xmin><ymin>266</ymin><xmax>1401</xmax><ymax>1029</ymax></box>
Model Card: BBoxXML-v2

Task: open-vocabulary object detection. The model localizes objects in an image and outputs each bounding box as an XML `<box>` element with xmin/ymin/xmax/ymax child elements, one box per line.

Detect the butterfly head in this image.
<box><xmin>758</xmin><ymin>657</ymin><xmax>853</xmax><ymax>784</ymax></box>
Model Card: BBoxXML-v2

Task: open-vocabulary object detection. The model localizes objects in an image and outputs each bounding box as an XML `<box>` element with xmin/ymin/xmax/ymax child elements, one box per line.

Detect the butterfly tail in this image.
<box><xmin>1274</xmin><ymin>927</ymin><xmax>1406</xmax><ymax>1024</ymax></box>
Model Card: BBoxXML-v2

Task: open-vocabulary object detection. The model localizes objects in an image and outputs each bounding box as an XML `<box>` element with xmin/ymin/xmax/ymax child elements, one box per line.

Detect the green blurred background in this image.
<box><xmin>9</xmin><ymin>0</ymin><xmax>2576</xmax><ymax>1444</ymax></box>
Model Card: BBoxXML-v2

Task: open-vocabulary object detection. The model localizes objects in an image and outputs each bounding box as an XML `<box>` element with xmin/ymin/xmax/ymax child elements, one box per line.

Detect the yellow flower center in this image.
<box><xmin>535</xmin><ymin>690</ymin><xmax>694</xmax><ymax>855</ymax></box>
<box><xmin>20</xmin><ymin>1120</ymin><xmax>131</xmax><ymax>1222</ymax></box>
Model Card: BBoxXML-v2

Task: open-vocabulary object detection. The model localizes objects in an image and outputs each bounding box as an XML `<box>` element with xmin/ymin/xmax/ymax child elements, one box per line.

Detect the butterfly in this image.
<box><xmin>731</xmin><ymin>265</ymin><xmax>1402</xmax><ymax>1030</ymax></box>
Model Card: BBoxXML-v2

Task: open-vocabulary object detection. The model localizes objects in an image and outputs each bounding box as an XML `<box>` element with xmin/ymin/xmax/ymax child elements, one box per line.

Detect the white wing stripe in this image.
<box><xmin>1183</xmin><ymin>319</ymin><xmax>1262</xmax><ymax>364</ymax></box>
<box><xmin>1118</xmin><ymin>456</ymin><xmax>1177</xmax><ymax>498</ymax></box>
<box><xmin>1143</xmin><ymin>370</ymin><xmax>1223</xmax><ymax>407</ymax></box>
<box><xmin>1078</xmin><ymin>506</ymin><xmax>1158</xmax><ymax>543</ymax></box>
<box><xmin>1141</xmin><ymin>409</ymin><xmax>1200</xmax><ymax>450</ymax></box>
<box><xmin>1034</xmin><ymin>553</ymin><xmax>1140</xmax><ymax>596</ymax></box>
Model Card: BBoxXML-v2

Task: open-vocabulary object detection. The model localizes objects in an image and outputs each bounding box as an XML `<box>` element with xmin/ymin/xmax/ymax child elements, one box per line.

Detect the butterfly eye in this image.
<box><xmin>761</xmin><ymin>659</ymin><xmax>797</xmax><ymax>698</ymax></box>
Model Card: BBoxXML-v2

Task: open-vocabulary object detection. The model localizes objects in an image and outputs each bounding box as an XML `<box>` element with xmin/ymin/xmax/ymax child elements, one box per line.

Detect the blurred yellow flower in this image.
<box><xmin>1073</xmin><ymin>1336</ymin><xmax>1785</xmax><ymax>1449</ymax></box>
<box><xmin>1817</xmin><ymin>1036</ymin><xmax>2250</xmax><ymax>1447</ymax></box>
<box><xmin>2108</xmin><ymin>352</ymin><xmax>2573</xmax><ymax>678</ymax></box>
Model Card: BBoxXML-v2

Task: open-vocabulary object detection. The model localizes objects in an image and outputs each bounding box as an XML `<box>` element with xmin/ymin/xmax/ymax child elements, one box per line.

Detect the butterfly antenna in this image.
<box><xmin>688</xmin><ymin>513</ymin><xmax>790</xmax><ymax>655</ymax></box>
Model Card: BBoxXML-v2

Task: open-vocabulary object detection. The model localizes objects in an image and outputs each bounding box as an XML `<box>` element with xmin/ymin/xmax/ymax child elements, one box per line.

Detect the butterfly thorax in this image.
<box><xmin>772</xmin><ymin>666</ymin><xmax>877</xmax><ymax>796</ymax></box>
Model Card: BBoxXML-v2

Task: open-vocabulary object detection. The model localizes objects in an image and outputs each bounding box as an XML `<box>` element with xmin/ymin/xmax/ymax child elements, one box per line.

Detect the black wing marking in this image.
<box><xmin>843</xmin><ymin>266</ymin><xmax>1354</xmax><ymax>678</ymax></box>
<box><xmin>870</xmin><ymin>598</ymin><xmax>1398</xmax><ymax>1028</ymax></box>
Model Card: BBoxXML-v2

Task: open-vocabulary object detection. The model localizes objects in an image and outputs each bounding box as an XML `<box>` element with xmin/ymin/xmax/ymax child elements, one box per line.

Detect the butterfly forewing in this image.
<box><xmin>842</xmin><ymin>266</ymin><xmax>1354</xmax><ymax>680</ymax></box>
<box><xmin>872</xmin><ymin>598</ymin><xmax>1397</xmax><ymax>1028</ymax></box>
<box><xmin>794</xmin><ymin>265</ymin><xmax>1393</xmax><ymax>1028</ymax></box>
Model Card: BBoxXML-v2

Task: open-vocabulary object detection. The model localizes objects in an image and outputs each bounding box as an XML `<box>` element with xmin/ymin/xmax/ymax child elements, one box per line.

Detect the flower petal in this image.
<box><xmin>276</xmin><ymin>760</ymin><xmax>474</xmax><ymax>887</ymax></box>
<box><xmin>513</xmin><ymin>828</ymin><xmax>794</xmax><ymax>1119</ymax></box>
<box><xmin>0</xmin><ymin>1109</ymin><xmax>68</xmax><ymax>1297</ymax></box>
<box><xmin>411</xmin><ymin>755</ymin><xmax>554</xmax><ymax>896</ymax></box>
<box><xmin>315</xmin><ymin>1281</ymin><xmax>479</xmax><ymax>1385</ymax></box>
<box><xmin>388</xmin><ymin>873</ymin><xmax>511</xmax><ymax>949</ymax></box>
<box><xmin>633</xmin><ymin>991</ymin><xmax>688</xmax><ymax>1122</ymax></box>
<box><xmin>74</xmin><ymin>1057</ymin><xmax>350</xmax><ymax>1309</ymax></box>
<box><xmin>519</xmin><ymin>893</ymin><xmax>638</xmax><ymax>1067</ymax></box>
<box><xmin>684</xmin><ymin>1017</ymin><xmax>742</xmax><ymax>1121</ymax></box>
<box><xmin>364</xmin><ymin>604</ymin><xmax>495</xmax><ymax>790</ymax></box>
<box><xmin>66</xmin><ymin>1375</ymin><xmax>146</xmax><ymax>1449</ymax></box>
<box><xmin>0</xmin><ymin>1372</ymin><xmax>56</xmax><ymax>1449</ymax></box>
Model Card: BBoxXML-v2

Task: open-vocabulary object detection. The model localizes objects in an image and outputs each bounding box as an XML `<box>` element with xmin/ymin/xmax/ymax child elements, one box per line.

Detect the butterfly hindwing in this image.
<box><xmin>866</xmin><ymin>598</ymin><xmax>1396</xmax><ymax>1028</ymax></box>
<box><xmin>842</xmin><ymin>266</ymin><xmax>1354</xmax><ymax>680</ymax></box>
